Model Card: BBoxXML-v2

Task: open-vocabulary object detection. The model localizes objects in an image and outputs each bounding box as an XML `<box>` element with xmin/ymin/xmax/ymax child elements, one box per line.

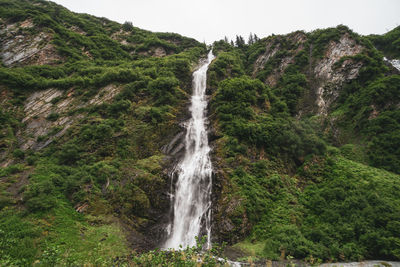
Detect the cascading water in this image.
<box><xmin>384</xmin><ymin>57</ymin><xmax>400</xmax><ymax>71</ymax></box>
<box><xmin>164</xmin><ymin>50</ymin><xmax>215</xmax><ymax>249</ymax></box>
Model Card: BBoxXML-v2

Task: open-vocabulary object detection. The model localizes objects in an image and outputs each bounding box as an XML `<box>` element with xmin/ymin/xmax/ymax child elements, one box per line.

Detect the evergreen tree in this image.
<box><xmin>235</xmin><ymin>35</ymin><xmax>245</xmax><ymax>47</ymax></box>
<box><xmin>254</xmin><ymin>33</ymin><xmax>259</xmax><ymax>42</ymax></box>
<box><xmin>122</xmin><ymin>21</ymin><xmax>133</xmax><ymax>31</ymax></box>
<box><xmin>248</xmin><ymin>33</ymin><xmax>254</xmax><ymax>45</ymax></box>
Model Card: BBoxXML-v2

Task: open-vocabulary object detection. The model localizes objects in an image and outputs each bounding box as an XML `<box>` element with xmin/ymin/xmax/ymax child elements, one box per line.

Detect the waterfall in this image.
<box><xmin>164</xmin><ymin>50</ymin><xmax>215</xmax><ymax>249</ymax></box>
<box><xmin>384</xmin><ymin>57</ymin><xmax>400</xmax><ymax>71</ymax></box>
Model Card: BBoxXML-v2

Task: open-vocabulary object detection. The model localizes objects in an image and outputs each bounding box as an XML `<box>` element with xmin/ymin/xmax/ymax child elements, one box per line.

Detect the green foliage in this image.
<box><xmin>24</xmin><ymin>174</ymin><xmax>58</xmax><ymax>211</ymax></box>
<box><xmin>135</xmin><ymin>36</ymin><xmax>179</xmax><ymax>54</ymax></box>
<box><xmin>46</xmin><ymin>112</ymin><xmax>59</xmax><ymax>121</ymax></box>
<box><xmin>213</xmin><ymin>77</ymin><xmax>325</xmax><ymax>163</ymax></box>
<box><xmin>147</xmin><ymin>76</ymin><xmax>181</xmax><ymax>105</ymax></box>
<box><xmin>365</xmin><ymin>110</ymin><xmax>400</xmax><ymax>173</ymax></box>
<box><xmin>368</xmin><ymin>26</ymin><xmax>400</xmax><ymax>58</ymax></box>
<box><xmin>0</xmin><ymin>0</ymin><xmax>209</xmax><ymax>265</ymax></box>
<box><xmin>0</xmin><ymin>206</ymin><xmax>130</xmax><ymax>266</ymax></box>
<box><xmin>308</xmin><ymin>25</ymin><xmax>356</xmax><ymax>58</ymax></box>
<box><xmin>208</xmin><ymin>24</ymin><xmax>400</xmax><ymax>263</ymax></box>
<box><xmin>58</xmin><ymin>143</ymin><xmax>80</xmax><ymax>165</ymax></box>
<box><xmin>0</xmin><ymin>209</ymin><xmax>39</xmax><ymax>266</ymax></box>
<box><xmin>0</xmin><ymin>0</ymin><xmax>202</xmax><ymax>65</ymax></box>
<box><xmin>299</xmin><ymin>156</ymin><xmax>400</xmax><ymax>261</ymax></box>
<box><xmin>122</xmin><ymin>21</ymin><xmax>133</xmax><ymax>31</ymax></box>
<box><xmin>156</xmin><ymin>32</ymin><xmax>204</xmax><ymax>52</ymax></box>
<box><xmin>130</xmin><ymin>237</ymin><xmax>225</xmax><ymax>266</ymax></box>
<box><xmin>332</xmin><ymin>51</ymin><xmax>398</xmax><ymax>172</ymax></box>
<box><xmin>12</xmin><ymin>149</ymin><xmax>25</xmax><ymax>159</ymax></box>
<box><xmin>275</xmin><ymin>67</ymin><xmax>307</xmax><ymax>115</ymax></box>
<box><xmin>234</xmin><ymin>155</ymin><xmax>400</xmax><ymax>262</ymax></box>
<box><xmin>212</xmin><ymin>40</ymin><xmax>235</xmax><ymax>55</ymax></box>
<box><xmin>214</xmin><ymin>77</ymin><xmax>264</xmax><ymax>121</ymax></box>
<box><xmin>207</xmin><ymin>51</ymin><xmax>245</xmax><ymax>89</ymax></box>
<box><xmin>0</xmin><ymin>164</ymin><xmax>24</xmax><ymax>177</ymax></box>
<box><xmin>1</xmin><ymin>0</ymin><xmax>399</xmax><ymax>264</ymax></box>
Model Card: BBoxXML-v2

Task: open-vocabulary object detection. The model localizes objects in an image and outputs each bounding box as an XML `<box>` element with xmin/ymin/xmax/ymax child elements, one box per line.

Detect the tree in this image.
<box><xmin>253</xmin><ymin>33</ymin><xmax>259</xmax><ymax>42</ymax></box>
<box><xmin>122</xmin><ymin>21</ymin><xmax>133</xmax><ymax>31</ymax></box>
<box><xmin>235</xmin><ymin>35</ymin><xmax>245</xmax><ymax>48</ymax></box>
<box><xmin>248</xmin><ymin>33</ymin><xmax>254</xmax><ymax>45</ymax></box>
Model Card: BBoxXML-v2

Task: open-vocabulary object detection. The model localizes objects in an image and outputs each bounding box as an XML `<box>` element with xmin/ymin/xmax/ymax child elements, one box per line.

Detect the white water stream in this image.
<box><xmin>164</xmin><ymin>50</ymin><xmax>215</xmax><ymax>249</ymax></box>
<box><xmin>384</xmin><ymin>57</ymin><xmax>400</xmax><ymax>71</ymax></box>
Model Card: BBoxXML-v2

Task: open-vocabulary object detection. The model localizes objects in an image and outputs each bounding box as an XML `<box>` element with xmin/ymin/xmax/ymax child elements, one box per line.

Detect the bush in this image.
<box><xmin>213</xmin><ymin>77</ymin><xmax>325</xmax><ymax>163</ymax></box>
<box><xmin>130</xmin><ymin>237</ymin><xmax>224</xmax><ymax>266</ymax></box>
<box><xmin>299</xmin><ymin>156</ymin><xmax>400</xmax><ymax>260</ymax></box>
<box><xmin>58</xmin><ymin>143</ymin><xmax>80</xmax><ymax>165</ymax></box>
<box><xmin>122</xmin><ymin>21</ymin><xmax>133</xmax><ymax>31</ymax></box>
<box><xmin>147</xmin><ymin>76</ymin><xmax>180</xmax><ymax>105</ymax></box>
<box><xmin>12</xmin><ymin>149</ymin><xmax>24</xmax><ymax>159</ymax></box>
<box><xmin>46</xmin><ymin>112</ymin><xmax>60</xmax><ymax>121</ymax></box>
<box><xmin>24</xmin><ymin>178</ymin><xmax>58</xmax><ymax>211</ymax></box>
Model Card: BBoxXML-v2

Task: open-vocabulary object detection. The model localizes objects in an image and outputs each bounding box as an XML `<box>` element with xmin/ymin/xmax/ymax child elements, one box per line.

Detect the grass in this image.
<box><xmin>233</xmin><ymin>239</ymin><xmax>265</xmax><ymax>257</ymax></box>
<box><xmin>0</xmin><ymin>200</ymin><xmax>129</xmax><ymax>266</ymax></box>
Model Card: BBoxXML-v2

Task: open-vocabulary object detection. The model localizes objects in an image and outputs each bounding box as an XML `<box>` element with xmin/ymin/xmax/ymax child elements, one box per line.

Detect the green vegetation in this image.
<box><xmin>0</xmin><ymin>0</ymin><xmax>399</xmax><ymax>264</ymax></box>
<box><xmin>242</xmin><ymin>153</ymin><xmax>400</xmax><ymax>261</ymax></box>
<box><xmin>212</xmin><ymin>77</ymin><xmax>325</xmax><ymax>164</ymax></box>
<box><xmin>0</xmin><ymin>0</ymin><xmax>208</xmax><ymax>265</ymax></box>
<box><xmin>0</xmin><ymin>204</ymin><xmax>129</xmax><ymax>266</ymax></box>
<box><xmin>130</xmin><ymin>237</ymin><xmax>225</xmax><ymax>266</ymax></box>
<box><xmin>368</xmin><ymin>26</ymin><xmax>400</xmax><ymax>59</ymax></box>
<box><xmin>208</xmin><ymin>24</ymin><xmax>400</xmax><ymax>263</ymax></box>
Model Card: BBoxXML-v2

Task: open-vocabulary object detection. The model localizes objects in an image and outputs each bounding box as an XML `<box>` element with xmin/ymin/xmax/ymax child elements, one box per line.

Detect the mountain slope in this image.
<box><xmin>0</xmin><ymin>0</ymin><xmax>206</xmax><ymax>265</ymax></box>
<box><xmin>0</xmin><ymin>0</ymin><xmax>399</xmax><ymax>265</ymax></box>
<box><xmin>208</xmin><ymin>25</ymin><xmax>400</xmax><ymax>261</ymax></box>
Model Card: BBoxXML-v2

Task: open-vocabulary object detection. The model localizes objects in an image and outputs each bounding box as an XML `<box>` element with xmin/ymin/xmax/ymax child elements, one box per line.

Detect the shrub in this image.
<box><xmin>24</xmin><ymin>178</ymin><xmax>58</xmax><ymax>211</ymax></box>
<box><xmin>147</xmin><ymin>76</ymin><xmax>180</xmax><ymax>105</ymax></box>
<box><xmin>122</xmin><ymin>21</ymin><xmax>133</xmax><ymax>31</ymax></box>
<box><xmin>12</xmin><ymin>149</ymin><xmax>24</xmax><ymax>159</ymax></box>
<box><xmin>46</xmin><ymin>112</ymin><xmax>60</xmax><ymax>121</ymax></box>
<box><xmin>58</xmin><ymin>143</ymin><xmax>80</xmax><ymax>165</ymax></box>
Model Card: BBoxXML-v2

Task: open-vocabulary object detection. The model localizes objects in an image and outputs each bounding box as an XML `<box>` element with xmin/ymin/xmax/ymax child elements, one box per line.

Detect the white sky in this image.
<box><xmin>52</xmin><ymin>0</ymin><xmax>400</xmax><ymax>44</ymax></box>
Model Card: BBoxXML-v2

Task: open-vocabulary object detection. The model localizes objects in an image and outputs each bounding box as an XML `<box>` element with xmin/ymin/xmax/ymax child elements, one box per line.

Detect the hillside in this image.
<box><xmin>207</xmin><ymin>25</ymin><xmax>400</xmax><ymax>262</ymax></box>
<box><xmin>0</xmin><ymin>0</ymin><xmax>399</xmax><ymax>265</ymax></box>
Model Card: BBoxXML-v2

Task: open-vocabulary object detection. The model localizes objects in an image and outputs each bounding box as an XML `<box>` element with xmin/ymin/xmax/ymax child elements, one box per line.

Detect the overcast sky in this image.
<box><xmin>52</xmin><ymin>0</ymin><xmax>399</xmax><ymax>44</ymax></box>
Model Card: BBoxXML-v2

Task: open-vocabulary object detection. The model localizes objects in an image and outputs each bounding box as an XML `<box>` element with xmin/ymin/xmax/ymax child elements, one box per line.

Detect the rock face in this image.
<box><xmin>252</xmin><ymin>32</ymin><xmax>307</xmax><ymax>87</ymax></box>
<box><xmin>17</xmin><ymin>85</ymin><xmax>122</xmax><ymax>151</ymax></box>
<box><xmin>252</xmin><ymin>42</ymin><xmax>279</xmax><ymax>76</ymax></box>
<box><xmin>252</xmin><ymin>32</ymin><xmax>364</xmax><ymax>116</ymax></box>
<box><xmin>313</xmin><ymin>34</ymin><xmax>363</xmax><ymax>115</ymax></box>
<box><xmin>19</xmin><ymin>88</ymin><xmax>76</xmax><ymax>151</ymax></box>
<box><xmin>154</xmin><ymin>47</ymin><xmax>167</xmax><ymax>57</ymax></box>
<box><xmin>0</xmin><ymin>19</ymin><xmax>63</xmax><ymax>66</ymax></box>
<box><xmin>138</xmin><ymin>47</ymin><xmax>168</xmax><ymax>57</ymax></box>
